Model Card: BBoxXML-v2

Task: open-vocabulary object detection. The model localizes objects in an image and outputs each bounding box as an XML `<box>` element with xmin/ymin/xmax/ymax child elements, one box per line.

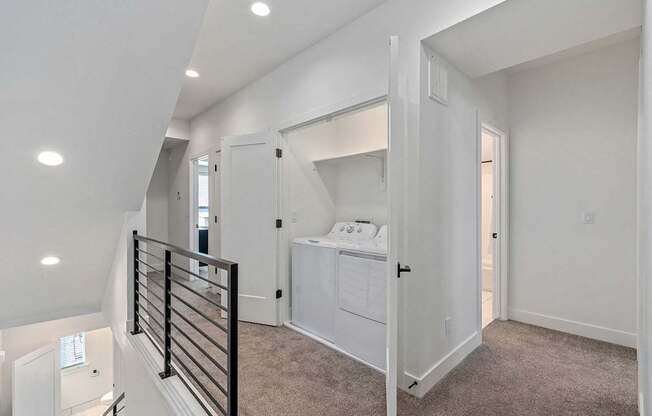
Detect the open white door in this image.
<box><xmin>12</xmin><ymin>343</ymin><xmax>60</xmax><ymax>416</ymax></box>
<box><xmin>386</xmin><ymin>35</ymin><xmax>405</xmax><ymax>416</ymax></box>
<box><xmin>221</xmin><ymin>132</ymin><xmax>281</xmax><ymax>326</ymax></box>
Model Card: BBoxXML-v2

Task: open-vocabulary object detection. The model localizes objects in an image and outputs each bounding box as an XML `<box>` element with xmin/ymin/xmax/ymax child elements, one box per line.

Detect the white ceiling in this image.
<box><xmin>424</xmin><ymin>0</ymin><xmax>642</xmax><ymax>79</ymax></box>
<box><xmin>173</xmin><ymin>0</ymin><xmax>387</xmax><ymax>120</ymax></box>
<box><xmin>0</xmin><ymin>1</ymin><xmax>207</xmax><ymax>329</ymax></box>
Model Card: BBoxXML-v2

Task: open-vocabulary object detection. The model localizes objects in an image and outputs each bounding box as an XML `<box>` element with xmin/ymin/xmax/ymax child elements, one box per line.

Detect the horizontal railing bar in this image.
<box><xmin>136</xmin><ymin>310</ymin><xmax>164</xmax><ymax>331</ymax></box>
<box><xmin>136</xmin><ymin>248</ymin><xmax>165</xmax><ymax>263</ymax></box>
<box><xmin>136</xmin><ymin>293</ymin><xmax>164</xmax><ymax>317</ymax></box>
<box><xmin>102</xmin><ymin>393</ymin><xmax>125</xmax><ymax>416</ymax></box>
<box><xmin>134</xmin><ymin>234</ymin><xmax>236</xmax><ymax>270</ymax></box>
<box><xmin>135</xmin><ymin>258</ymin><xmax>163</xmax><ymax>274</ymax></box>
<box><xmin>171</xmin><ymin>306</ymin><xmax>228</xmax><ymax>355</ymax></box>
<box><xmin>170</xmin><ymin>350</ymin><xmax>227</xmax><ymax>415</ymax></box>
<box><xmin>172</xmin><ymin>361</ymin><xmax>221</xmax><ymax>416</ymax></box>
<box><xmin>171</xmin><ymin>279</ymin><xmax>227</xmax><ymax>311</ymax></box>
<box><xmin>137</xmin><ymin>281</ymin><xmax>165</xmax><ymax>305</ymax></box>
<box><xmin>171</xmin><ymin>336</ymin><xmax>229</xmax><ymax>397</ymax></box>
<box><xmin>170</xmin><ymin>264</ymin><xmax>228</xmax><ymax>291</ymax></box>
<box><xmin>141</xmin><ymin>326</ymin><xmax>165</xmax><ymax>355</ymax></box>
<box><xmin>170</xmin><ymin>293</ymin><xmax>228</xmax><ymax>334</ymax></box>
<box><xmin>136</xmin><ymin>271</ymin><xmax>165</xmax><ymax>291</ymax></box>
<box><xmin>171</xmin><ymin>321</ymin><xmax>228</xmax><ymax>376</ymax></box>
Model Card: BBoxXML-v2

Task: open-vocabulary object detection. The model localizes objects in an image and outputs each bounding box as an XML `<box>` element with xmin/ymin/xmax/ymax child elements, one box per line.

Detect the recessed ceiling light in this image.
<box><xmin>41</xmin><ymin>256</ymin><xmax>61</xmax><ymax>266</ymax></box>
<box><xmin>251</xmin><ymin>2</ymin><xmax>270</xmax><ymax>16</ymax></box>
<box><xmin>37</xmin><ymin>151</ymin><xmax>64</xmax><ymax>166</ymax></box>
<box><xmin>185</xmin><ymin>69</ymin><xmax>199</xmax><ymax>78</ymax></box>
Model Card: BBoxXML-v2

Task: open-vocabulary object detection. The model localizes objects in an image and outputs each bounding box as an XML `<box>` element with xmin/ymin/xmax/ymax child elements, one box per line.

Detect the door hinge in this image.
<box><xmin>276</xmin><ymin>219</ymin><xmax>283</xmax><ymax>228</ymax></box>
<box><xmin>214</xmin><ymin>164</ymin><xmax>217</xmax><ymax>172</ymax></box>
<box><xmin>276</xmin><ymin>148</ymin><xmax>283</xmax><ymax>158</ymax></box>
<box><xmin>397</xmin><ymin>262</ymin><xmax>412</xmax><ymax>278</ymax></box>
<box><xmin>215</xmin><ymin>216</ymin><xmax>218</xmax><ymax>224</ymax></box>
<box><xmin>276</xmin><ymin>289</ymin><xmax>283</xmax><ymax>299</ymax></box>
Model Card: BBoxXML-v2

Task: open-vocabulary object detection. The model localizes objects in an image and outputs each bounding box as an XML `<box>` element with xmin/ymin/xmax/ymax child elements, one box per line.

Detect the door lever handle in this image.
<box><xmin>397</xmin><ymin>262</ymin><xmax>412</xmax><ymax>278</ymax></box>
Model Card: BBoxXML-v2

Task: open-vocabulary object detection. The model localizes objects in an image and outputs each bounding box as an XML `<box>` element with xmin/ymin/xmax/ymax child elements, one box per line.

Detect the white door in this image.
<box><xmin>221</xmin><ymin>132</ymin><xmax>281</xmax><ymax>326</ymax></box>
<box><xmin>13</xmin><ymin>343</ymin><xmax>61</xmax><ymax>416</ymax></box>
<box><xmin>387</xmin><ymin>35</ymin><xmax>405</xmax><ymax>416</ymax></box>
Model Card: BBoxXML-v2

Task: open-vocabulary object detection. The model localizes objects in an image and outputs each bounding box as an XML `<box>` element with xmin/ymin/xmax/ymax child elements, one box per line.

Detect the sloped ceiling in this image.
<box><xmin>173</xmin><ymin>0</ymin><xmax>387</xmax><ymax>120</ymax></box>
<box><xmin>0</xmin><ymin>0</ymin><xmax>207</xmax><ymax>329</ymax></box>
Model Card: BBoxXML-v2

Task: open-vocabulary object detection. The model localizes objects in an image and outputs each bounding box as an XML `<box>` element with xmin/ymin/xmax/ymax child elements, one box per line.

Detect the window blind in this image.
<box><xmin>60</xmin><ymin>333</ymin><xmax>86</xmax><ymax>369</ymax></box>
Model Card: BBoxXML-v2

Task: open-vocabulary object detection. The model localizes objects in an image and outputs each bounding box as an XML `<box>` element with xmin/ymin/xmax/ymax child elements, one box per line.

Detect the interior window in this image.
<box><xmin>60</xmin><ymin>333</ymin><xmax>86</xmax><ymax>369</ymax></box>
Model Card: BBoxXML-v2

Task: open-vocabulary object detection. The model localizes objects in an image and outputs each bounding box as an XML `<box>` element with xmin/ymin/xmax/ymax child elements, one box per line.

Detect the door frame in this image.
<box><xmin>477</xmin><ymin>122</ymin><xmax>509</xmax><ymax>329</ymax></box>
<box><xmin>277</xmin><ymin>94</ymin><xmax>389</xmax><ymax>326</ymax></box>
<box><xmin>188</xmin><ymin>153</ymin><xmax>210</xmax><ymax>277</ymax></box>
<box><xmin>276</xmin><ymin>91</ymin><xmax>400</xmax><ymax>415</ymax></box>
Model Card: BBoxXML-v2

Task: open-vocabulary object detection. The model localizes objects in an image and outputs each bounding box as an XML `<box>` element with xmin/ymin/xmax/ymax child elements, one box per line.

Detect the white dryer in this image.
<box><xmin>335</xmin><ymin>225</ymin><xmax>388</xmax><ymax>370</ymax></box>
<box><xmin>292</xmin><ymin>222</ymin><xmax>377</xmax><ymax>342</ymax></box>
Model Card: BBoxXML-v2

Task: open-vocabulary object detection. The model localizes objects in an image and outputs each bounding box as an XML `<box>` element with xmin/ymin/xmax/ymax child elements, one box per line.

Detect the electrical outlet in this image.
<box><xmin>582</xmin><ymin>211</ymin><xmax>595</xmax><ymax>224</ymax></box>
<box><xmin>444</xmin><ymin>317</ymin><xmax>452</xmax><ymax>336</ymax></box>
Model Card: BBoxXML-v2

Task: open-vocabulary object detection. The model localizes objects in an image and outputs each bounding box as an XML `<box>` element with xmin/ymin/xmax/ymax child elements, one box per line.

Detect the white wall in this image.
<box><xmin>508</xmin><ymin>39</ymin><xmax>640</xmax><ymax>347</ymax></box>
<box><xmin>284</xmin><ymin>103</ymin><xmax>388</xmax><ymax>239</ymax></box>
<box><xmin>147</xmin><ymin>150</ymin><xmax>170</xmax><ymax>250</ymax></box>
<box><xmin>166</xmin><ymin>118</ymin><xmax>191</xmax><ymax>140</ymax></box>
<box><xmin>61</xmin><ymin>327</ymin><xmax>113</xmax><ymax>412</ymax></box>
<box><xmin>0</xmin><ymin>312</ymin><xmax>107</xmax><ymax>416</ymax></box>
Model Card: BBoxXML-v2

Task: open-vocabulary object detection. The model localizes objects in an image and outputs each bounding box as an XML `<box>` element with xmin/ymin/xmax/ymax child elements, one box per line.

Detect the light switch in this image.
<box><xmin>582</xmin><ymin>212</ymin><xmax>595</xmax><ymax>224</ymax></box>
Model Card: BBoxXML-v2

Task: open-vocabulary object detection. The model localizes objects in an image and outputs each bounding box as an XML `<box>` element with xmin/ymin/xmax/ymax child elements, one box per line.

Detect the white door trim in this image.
<box><xmin>478</xmin><ymin>122</ymin><xmax>509</xmax><ymax>327</ymax></box>
<box><xmin>189</xmin><ymin>154</ymin><xmax>210</xmax><ymax>277</ymax></box>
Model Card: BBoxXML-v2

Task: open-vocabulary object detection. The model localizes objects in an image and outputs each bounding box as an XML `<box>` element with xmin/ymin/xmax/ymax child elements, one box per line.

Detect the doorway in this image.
<box><xmin>480</xmin><ymin>125</ymin><xmax>501</xmax><ymax>328</ymax></box>
<box><xmin>191</xmin><ymin>155</ymin><xmax>210</xmax><ymax>279</ymax></box>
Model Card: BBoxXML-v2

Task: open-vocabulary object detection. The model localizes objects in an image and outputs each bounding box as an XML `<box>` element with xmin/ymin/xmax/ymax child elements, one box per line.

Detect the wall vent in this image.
<box><xmin>428</xmin><ymin>54</ymin><xmax>448</xmax><ymax>105</ymax></box>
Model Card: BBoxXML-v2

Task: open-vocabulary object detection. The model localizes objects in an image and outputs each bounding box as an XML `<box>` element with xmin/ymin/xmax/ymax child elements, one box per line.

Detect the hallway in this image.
<box><xmin>399</xmin><ymin>321</ymin><xmax>638</xmax><ymax>416</ymax></box>
<box><xmin>142</xmin><ymin>272</ymin><xmax>638</xmax><ymax>415</ymax></box>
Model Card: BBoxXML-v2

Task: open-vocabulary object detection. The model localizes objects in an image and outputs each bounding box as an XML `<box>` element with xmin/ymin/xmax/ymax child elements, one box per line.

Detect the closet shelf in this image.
<box><xmin>312</xmin><ymin>148</ymin><xmax>387</xmax><ymax>165</ymax></box>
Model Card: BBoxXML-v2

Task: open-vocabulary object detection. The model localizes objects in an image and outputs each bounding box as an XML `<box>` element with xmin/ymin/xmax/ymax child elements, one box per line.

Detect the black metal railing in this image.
<box><xmin>130</xmin><ymin>231</ymin><xmax>238</xmax><ymax>416</ymax></box>
<box><xmin>102</xmin><ymin>392</ymin><xmax>125</xmax><ymax>416</ymax></box>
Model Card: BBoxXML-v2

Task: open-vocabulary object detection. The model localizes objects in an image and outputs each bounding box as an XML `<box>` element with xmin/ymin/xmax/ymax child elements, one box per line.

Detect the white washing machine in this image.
<box><xmin>292</xmin><ymin>222</ymin><xmax>378</xmax><ymax>342</ymax></box>
<box><xmin>335</xmin><ymin>225</ymin><xmax>388</xmax><ymax>370</ymax></box>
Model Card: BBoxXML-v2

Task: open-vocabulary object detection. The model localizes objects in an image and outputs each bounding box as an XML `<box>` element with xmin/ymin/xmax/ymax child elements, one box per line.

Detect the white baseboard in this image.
<box><xmin>509</xmin><ymin>308</ymin><xmax>637</xmax><ymax>348</ymax></box>
<box><xmin>404</xmin><ymin>331</ymin><xmax>481</xmax><ymax>398</ymax></box>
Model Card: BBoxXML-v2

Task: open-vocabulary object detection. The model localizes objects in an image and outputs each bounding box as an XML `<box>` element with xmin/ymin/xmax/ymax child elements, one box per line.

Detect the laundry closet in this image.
<box><xmin>282</xmin><ymin>102</ymin><xmax>389</xmax><ymax>371</ymax></box>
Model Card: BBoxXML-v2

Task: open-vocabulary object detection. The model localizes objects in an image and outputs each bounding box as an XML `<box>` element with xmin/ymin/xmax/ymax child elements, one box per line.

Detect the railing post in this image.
<box><xmin>131</xmin><ymin>230</ymin><xmax>142</xmax><ymax>335</ymax></box>
<box><xmin>160</xmin><ymin>249</ymin><xmax>175</xmax><ymax>379</ymax></box>
<box><xmin>227</xmin><ymin>263</ymin><xmax>238</xmax><ymax>416</ymax></box>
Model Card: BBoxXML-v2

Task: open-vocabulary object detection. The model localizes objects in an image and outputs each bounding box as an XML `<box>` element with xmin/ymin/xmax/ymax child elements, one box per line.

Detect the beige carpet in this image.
<box><xmin>143</xmin><ymin>272</ymin><xmax>637</xmax><ymax>416</ymax></box>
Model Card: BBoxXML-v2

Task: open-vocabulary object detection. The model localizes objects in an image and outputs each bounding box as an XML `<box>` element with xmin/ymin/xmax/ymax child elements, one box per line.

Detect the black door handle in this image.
<box><xmin>492</xmin><ymin>233</ymin><xmax>498</xmax><ymax>239</ymax></box>
<box><xmin>398</xmin><ymin>262</ymin><xmax>412</xmax><ymax>278</ymax></box>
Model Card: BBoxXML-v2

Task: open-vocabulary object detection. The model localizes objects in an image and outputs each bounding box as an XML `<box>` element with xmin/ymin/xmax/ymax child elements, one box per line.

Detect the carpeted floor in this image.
<box><xmin>143</xmin><ymin>272</ymin><xmax>638</xmax><ymax>416</ymax></box>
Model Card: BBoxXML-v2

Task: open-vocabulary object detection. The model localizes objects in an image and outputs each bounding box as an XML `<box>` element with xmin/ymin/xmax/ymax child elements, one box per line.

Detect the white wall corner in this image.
<box><xmin>509</xmin><ymin>309</ymin><xmax>637</xmax><ymax>348</ymax></box>
<box><xmin>166</xmin><ymin>118</ymin><xmax>191</xmax><ymax>141</ymax></box>
<box><xmin>404</xmin><ymin>331</ymin><xmax>481</xmax><ymax>398</ymax></box>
